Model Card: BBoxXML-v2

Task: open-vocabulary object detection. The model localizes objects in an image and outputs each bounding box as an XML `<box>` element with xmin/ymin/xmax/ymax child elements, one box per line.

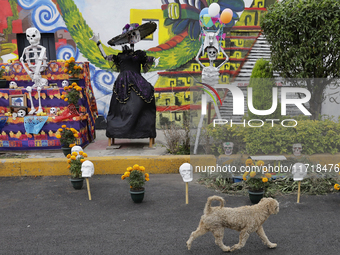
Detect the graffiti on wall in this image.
<box><xmin>0</xmin><ymin>0</ymin><xmax>276</xmax><ymax>128</ymax></box>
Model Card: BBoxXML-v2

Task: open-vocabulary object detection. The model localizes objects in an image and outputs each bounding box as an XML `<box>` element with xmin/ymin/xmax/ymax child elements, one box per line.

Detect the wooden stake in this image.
<box><xmin>297</xmin><ymin>181</ymin><xmax>301</xmax><ymax>203</ymax></box>
<box><xmin>185</xmin><ymin>182</ymin><xmax>189</xmax><ymax>204</ymax></box>
<box><xmin>86</xmin><ymin>178</ymin><xmax>92</xmax><ymax>201</ymax></box>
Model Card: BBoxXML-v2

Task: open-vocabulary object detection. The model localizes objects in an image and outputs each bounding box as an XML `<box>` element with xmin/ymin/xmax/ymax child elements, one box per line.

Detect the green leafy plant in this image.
<box><xmin>66</xmin><ymin>150</ymin><xmax>88</xmax><ymax>178</ymax></box>
<box><xmin>243</xmin><ymin>159</ymin><xmax>273</xmax><ymax>191</ymax></box>
<box><xmin>61</xmin><ymin>82</ymin><xmax>82</xmax><ymax>107</ymax></box>
<box><xmin>63</xmin><ymin>57</ymin><xmax>83</xmax><ymax>77</ymax></box>
<box><xmin>0</xmin><ymin>65</ymin><xmax>7</xmax><ymax>79</ymax></box>
<box><xmin>121</xmin><ymin>164</ymin><xmax>150</xmax><ymax>191</ymax></box>
<box><xmin>56</xmin><ymin>125</ymin><xmax>79</xmax><ymax>148</ymax></box>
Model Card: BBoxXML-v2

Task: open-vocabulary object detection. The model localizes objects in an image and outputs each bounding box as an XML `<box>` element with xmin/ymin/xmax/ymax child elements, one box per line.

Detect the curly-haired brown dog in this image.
<box><xmin>186</xmin><ymin>195</ymin><xmax>279</xmax><ymax>252</ymax></box>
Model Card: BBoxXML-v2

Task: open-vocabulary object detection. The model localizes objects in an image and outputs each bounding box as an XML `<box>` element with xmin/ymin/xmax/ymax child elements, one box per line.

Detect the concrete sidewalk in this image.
<box><xmin>0</xmin><ymin>174</ymin><xmax>339</xmax><ymax>255</ymax></box>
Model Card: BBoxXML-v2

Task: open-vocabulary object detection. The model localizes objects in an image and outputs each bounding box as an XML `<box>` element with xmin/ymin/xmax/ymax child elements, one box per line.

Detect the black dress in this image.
<box><xmin>106</xmin><ymin>48</ymin><xmax>156</xmax><ymax>139</ymax></box>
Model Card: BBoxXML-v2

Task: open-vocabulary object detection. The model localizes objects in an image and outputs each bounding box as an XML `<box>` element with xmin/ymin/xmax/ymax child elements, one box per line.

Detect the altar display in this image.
<box><xmin>90</xmin><ymin>22</ymin><xmax>159</xmax><ymax>146</ymax></box>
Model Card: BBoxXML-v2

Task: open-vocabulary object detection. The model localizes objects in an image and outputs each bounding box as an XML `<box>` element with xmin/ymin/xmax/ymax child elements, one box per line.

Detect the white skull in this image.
<box><xmin>179</xmin><ymin>163</ymin><xmax>193</xmax><ymax>182</ymax></box>
<box><xmin>50</xmin><ymin>107</ymin><xmax>57</xmax><ymax>115</ymax></box>
<box><xmin>61</xmin><ymin>80</ymin><xmax>69</xmax><ymax>88</ymax></box>
<box><xmin>207</xmin><ymin>47</ymin><xmax>217</xmax><ymax>61</ymax></box>
<box><xmin>293</xmin><ymin>143</ymin><xmax>302</xmax><ymax>156</ymax></box>
<box><xmin>81</xmin><ymin>160</ymin><xmax>94</xmax><ymax>178</ymax></box>
<box><xmin>26</xmin><ymin>27</ymin><xmax>41</xmax><ymax>46</ymax></box>
<box><xmin>12</xmin><ymin>112</ymin><xmax>17</xmax><ymax>120</ymax></box>
<box><xmin>292</xmin><ymin>163</ymin><xmax>307</xmax><ymax>181</ymax></box>
<box><xmin>223</xmin><ymin>142</ymin><xmax>234</xmax><ymax>155</ymax></box>
<box><xmin>17</xmin><ymin>109</ymin><xmax>26</xmax><ymax>117</ymax></box>
<box><xmin>9</xmin><ymin>81</ymin><xmax>18</xmax><ymax>89</ymax></box>
<box><xmin>71</xmin><ymin>146</ymin><xmax>83</xmax><ymax>159</ymax></box>
<box><xmin>129</xmin><ymin>30</ymin><xmax>140</xmax><ymax>44</ymax></box>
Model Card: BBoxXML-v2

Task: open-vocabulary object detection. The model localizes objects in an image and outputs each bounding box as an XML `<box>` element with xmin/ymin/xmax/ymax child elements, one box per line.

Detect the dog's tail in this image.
<box><xmin>204</xmin><ymin>195</ymin><xmax>225</xmax><ymax>215</ymax></box>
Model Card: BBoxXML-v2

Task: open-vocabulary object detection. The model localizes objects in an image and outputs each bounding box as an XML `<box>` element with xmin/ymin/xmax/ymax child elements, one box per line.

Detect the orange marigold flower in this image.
<box><xmin>133</xmin><ymin>164</ymin><xmax>139</xmax><ymax>170</ymax></box>
<box><xmin>79</xmin><ymin>151</ymin><xmax>83</xmax><ymax>155</ymax></box>
<box><xmin>334</xmin><ymin>184</ymin><xmax>340</xmax><ymax>190</ymax></box>
<box><xmin>61</xmin><ymin>95</ymin><xmax>65</xmax><ymax>99</ymax></box>
<box><xmin>83</xmin><ymin>153</ymin><xmax>88</xmax><ymax>157</ymax></box>
<box><xmin>64</xmin><ymin>98</ymin><xmax>68</xmax><ymax>102</ymax></box>
<box><xmin>72</xmin><ymin>151</ymin><xmax>77</xmax><ymax>156</ymax></box>
<box><xmin>257</xmin><ymin>160</ymin><xmax>265</xmax><ymax>166</ymax></box>
<box><xmin>245</xmin><ymin>159</ymin><xmax>253</xmax><ymax>166</ymax></box>
<box><xmin>265</xmin><ymin>173</ymin><xmax>272</xmax><ymax>178</ymax></box>
<box><xmin>66</xmin><ymin>154</ymin><xmax>71</xmax><ymax>158</ymax></box>
<box><xmin>67</xmin><ymin>165</ymin><xmax>71</xmax><ymax>169</ymax></box>
<box><xmin>67</xmin><ymin>159</ymin><xmax>71</xmax><ymax>163</ymax></box>
<box><xmin>249</xmin><ymin>171</ymin><xmax>256</xmax><ymax>178</ymax></box>
<box><xmin>145</xmin><ymin>177</ymin><xmax>150</xmax><ymax>181</ymax></box>
<box><xmin>121</xmin><ymin>175</ymin><xmax>125</xmax><ymax>180</ymax></box>
<box><xmin>71</xmin><ymin>156</ymin><xmax>76</xmax><ymax>160</ymax></box>
<box><xmin>56</xmin><ymin>134</ymin><xmax>61</xmax><ymax>139</ymax></box>
<box><xmin>74</xmin><ymin>134</ymin><xmax>78</xmax><ymax>138</ymax></box>
<box><xmin>62</xmin><ymin>125</ymin><xmax>66</xmax><ymax>128</ymax></box>
<box><xmin>262</xmin><ymin>177</ymin><xmax>268</xmax><ymax>183</ymax></box>
<box><xmin>145</xmin><ymin>173</ymin><xmax>149</xmax><ymax>178</ymax></box>
<box><xmin>127</xmin><ymin>167</ymin><xmax>133</xmax><ymax>172</ymax></box>
<box><xmin>69</xmin><ymin>144</ymin><xmax>75</xmax><ymax>148</ymax></box>
<box><xmin>64</xmin><ymin>69</ymin><xmax>68</xmax><ymax>73</ymax></box>
<box><xmin>80</xmin><ymin>159</ymin><xmax>85</xmax><ymax>163</ymax></box>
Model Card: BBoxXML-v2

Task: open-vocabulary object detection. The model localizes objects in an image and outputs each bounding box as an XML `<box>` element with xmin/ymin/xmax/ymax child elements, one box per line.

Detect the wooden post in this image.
<box><xmin>185</xmin><ymin>182</ymin><xmax>189</xmax><ymax>204</ymax></box>
<box><xmin>297</xmin><ymin>181</ymin><xmax>301</xmax><ymax>203</ymax></box>
<box><xmin>86</xmin><ymin>178</ymin><xmax>92</xmax><ymax>201</ymax></box>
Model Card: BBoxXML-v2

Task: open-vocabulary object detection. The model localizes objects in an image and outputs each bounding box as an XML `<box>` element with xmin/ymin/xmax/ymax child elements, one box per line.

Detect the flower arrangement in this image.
<box><xmin>334</xmin><ymin>162</ymin><xmax>340</xmax><ymax>191</ymax></box>
<box><xmin>66</xmin><ymin>150</ymin><xmax>88</xmax><ymax>178</ymax></box>
<box><xmin>56</xmin><ymin>125</ymin><xmax>79</xmax><ymax>148</ymax></box>
<box><xmin>63</xmin><ymin>57</ymin><xmax>82</xmax><ymax>77</ymax></box>
<box><xmin>0</xmin><ymin>65</ymin><xmax>6</xmax><ymax>79</ymax></box>
<box><xmin>243</xmin><ymin>159</ymin><xmax>272</xmax><ymax>191</ymax></box>
<box><xmin>121</xmin><ymin>164</ymin><xmax>150</xmax><ymax>191</ymax></box>
<box><xmin>61</xmin><ymin>82</ymin><xmax>82</xmax><ymax>107</ymax></box>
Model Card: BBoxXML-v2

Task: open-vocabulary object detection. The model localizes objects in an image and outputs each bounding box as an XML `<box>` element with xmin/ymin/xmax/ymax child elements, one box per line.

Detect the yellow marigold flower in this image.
<box><xmin>249</xmin><ymin>171</ymin><xmax>256</xmax><ymax>178</ymax></box>
<box><xmin>65</xmin><ymin>63</ymin><xmax>69</xmax><ymax>67</ymax></box>
<box><xmin>70</xmin><ymin>57</ymin><xmax>75</xmax><ymax>62</ymax></box>
<box><xmin>64</xmin><ymin>98</ymin><xmax>68</xmax><ymax>102</ymax></box>
<box><xmin>257</xmin><ymin>160</ymin><xmax>265</xmax><ymax>166</ymax></box>
<box><xmin>64</xmin><ymin>69</ymin><xmax>68</xmax><ymax>73</ymax></box>
<box><xmin>262</xmin><ymin>166</ymin><xmax>268</xmax><ymax>172</ymax></box>
<box><xmin>68</xmin><ymin>71</ymin><xmax>72</xmax><ymax>74</ymax></box>
<box><xmin>72</xmin><ymin>151</ymin><xmax>77</xmax><ymax>156</ymax></box>
<box><xmin>124</xmin><ymin>172</ymin><xmax>130</xmax><ymax>177</ymax></box>
<box><xmin>69</xmin><ymin>144</ymin><xmax>75</xmax><ymax>148</ymax></box>
<box><xmin>121</xmin><ymin>175</ymin><xmax>125</xmax><ymax>180</ymax></box>
<box><xmin>83</xmin><ymin>153</ymin><xmax>88</xmax><ymax>157</ymax></box>
<box><xmin>1</xmin><ymin>66</ymin><xmax>5</xmax><ymax>69</ymax></box>
<box><xmin>242</xmin><ymin>172</ymin><xmax>249</xmax><ymax>179</ymax></box>
<box><xmin>71</xmin><ymin>156</ymin><xmax>76</xmax><ymax>160</ymax></box>
<box><xmin>334</xmin><ymin>184</ymin><xmax>340</xmax><ymax>190</ymax></box>
<box><xmin>66</xmin><ymin>154</ymin><xmax>71</xmax><ymax>158</ymax></box>
<box><xmin>262</xmin><ymin>177</ymin><xmax>268</xmax><ymax>183</ymax></box>
<box><xmin>61</xmin><ymin>95</ymin><xmax>65</xmax><ymax>99</ymax></box>
<box><xmin>145</xmin><ymin>177</ymin><xmax>149</xmax><ymax>181</ymax></box>
<box><xmin>80</xmin><ymin>159</ymin><xmax>85</xmax><ymax>163</ymax></box>
<box><xmin>56</xmin><ymin>134</ymin><xmax>61</xmax><ymax>139</ymax></box>
<box><xmin>130</xmin><ymin>186</ymin><xmax>133</xmax><ymax>189</ymax></box>
<box><xmin>245</xmin><ymin>159</ymin><xmax>253</xmax><ymax>166</ymax></box>
<box><xmin>62</xmin><ymin>125</ymin><xmax>66</xmax><ymax>128</ymax></box>
<box><xmin>265</xmin><ymin>173</ymin><xmax>272</xmax><ymax>178</ymax></box>
<box><xmin>145</xmin><ymin>173</ymin><xmax>149</xmax><ymax>178</ymax></box>
<box><xmin>133</xmin><ymin>164</ymin><xmax>139</xmax><ymax>170</ymax></box>
<box><xmin>67</xmin><ymin>165</ymin><xmax>71</xmax><ymax>169</ymax></box>
<box><xmin>67</xmin><ymin>159</ymin><xmax>71</xmax><ymax>163</ymax></box>
<box><xmin>72</xmin><ymin>82</ymin><xmax>77</xmax><ymax>86</ymax></box>
<box><xmin>76</xmin><ymin>87</ymin><xmax>82</xmax><ymax>91</ymax></box>
<box><xmin>127</xmin><ymin>167</ymin><xmax>133</xmax><ymax>172</ymax></box>
<box><xmin>243</xmin><ymin>177</ymin><xmax>247</xmax><ymax>181</ymax></box>
<box><xmin>139</xmin><ymin>166</ymin><xmax>145</xmax><ymax>171</ymax></box>
<box><xmin>79</xmin><ymin>151</ymin><xmax>83</xmax><ymax>155</ymax></box>
<box><xmin>73</xmin><ymin>134</ymin><xmax>78</xmax><ymax>138</ymax></box>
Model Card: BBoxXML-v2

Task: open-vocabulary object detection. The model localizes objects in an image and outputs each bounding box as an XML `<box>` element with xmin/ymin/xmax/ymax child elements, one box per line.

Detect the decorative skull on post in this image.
<box><xmin>223</xmin><ymin>142</ymin><xmax>234</xmax><ymax>155</ymax></box>
<box><xmin>293</xmin><ymin>143</ymin><xmax>302</xmax><ymax>156</ymax></box>
<box><xmin>81</xmin><ymin>160</ymin><xmax>94</xmax><ymax>178</ymax></box>
<box><xmin>292</xmin><ymin>163</ymin><xmax>307</xmax><ymax>181</ymax></box>
<box><xmin>179</xmin><ymin>163</ymin><xmax>193</xmax><ymax>182</ymax></box>
<box><xmin>20</xmin><ymin>27</ymin><xmax>48</xmax><ymax>115</ymax></box>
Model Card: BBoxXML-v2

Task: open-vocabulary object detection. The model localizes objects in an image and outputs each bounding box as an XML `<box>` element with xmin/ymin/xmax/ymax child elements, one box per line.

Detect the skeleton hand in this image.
<box><xmin>26</xmin><ymin>86</ymin><xmax>32</xmax><ymax>92</ymax></box>
<box><xmin>90</xmin><ymin>33</ymin><xmax>100</xmax><ymax>43</ymax></box>
<box><xmin>154</xmin><ymin>57</ymin><xmax>160</xmax><ymax>68</ymax></box>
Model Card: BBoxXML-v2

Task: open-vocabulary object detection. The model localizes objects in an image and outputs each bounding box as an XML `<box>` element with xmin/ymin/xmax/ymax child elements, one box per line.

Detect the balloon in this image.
<box><xmin>208</xmin><ymin>3</ymin><xmax>220</xmax><ymax>17</ymax></box>
<box><xmin>220</xmin><ymin>8</ymin><xmax>233</xmax><ymax>24</ymax></box>
<box><xmin>199</xmin><ymin>7</ymin><xmax>209</xmax><ymax>21</ymax></box>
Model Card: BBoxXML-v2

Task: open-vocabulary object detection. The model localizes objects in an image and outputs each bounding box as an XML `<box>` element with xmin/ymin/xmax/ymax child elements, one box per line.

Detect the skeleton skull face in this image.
<box><xmin>179</xmin><ymin>163</ymin><xmax>193</xmax><ymax>182</ymax></box>
<box><xmin>61</xmin><ymin>80</ymin><xmax>69</xmax><ymax>88</ymax></box>
<box><xmin>50</xmin><ymin>107</ymin><xmax>57</xmax><ymax>115</ymax></box>
<box><xmin>26</xmin><ymin>27</ymin><xmax>41</xmax><ymax>46</ymax></box>
<box><xmin>292</xmin><ymin>163</ymin><xmax>307</xmax><ymax>181</ymax></box>
<box><xmin>293</xmin><ymin>143</ymin><xmax>302</xmax><ymax>156</ymax></box>
<box><xmin>9</xmin><ymin>81</ymin><xmax>18</xmax><ymax>89</ymax></box>
<box><xmin>223</xmin><ymin>142</ymin><xmax>234</xmax><ymax>155</ymax></box>
<box><xmin>81</xmin><ymin>160</ymin><xmax>94</xmax><ymax>178</ymax></box>
<box><xmin>206</xmin><ymin>47</ymin><xmax>217</xmax><ymax>61</ymax></box>
<box><xmin>129</xmin><ymin>30</ymin><xmax>140</xmax><ymax>44</ymax></box>
<box><xmin>17</xmin><ymin>109</ymin><xmax>26</xmax><ymax>117</ymax></box>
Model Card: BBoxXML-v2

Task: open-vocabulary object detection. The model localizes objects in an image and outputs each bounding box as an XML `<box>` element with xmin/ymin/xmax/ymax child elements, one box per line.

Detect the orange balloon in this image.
<box><xmin>220</xmin><ymin>9</ymin><xmax>233</xmax><ymax>24</ymax></box>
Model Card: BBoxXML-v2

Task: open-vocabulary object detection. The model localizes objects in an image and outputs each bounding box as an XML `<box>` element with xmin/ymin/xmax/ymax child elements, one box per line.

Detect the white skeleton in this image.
<box><xmin>20</xmin><ymin>27</ymin><xmax>48</xmax><ymax>115</ymax></box>
<box><xmin>194</xmin><ymin>28</ymin><xmax>229</xmax><ymax>154</ymax></box>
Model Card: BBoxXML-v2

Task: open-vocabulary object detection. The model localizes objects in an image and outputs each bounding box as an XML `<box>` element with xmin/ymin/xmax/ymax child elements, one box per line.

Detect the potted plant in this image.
<box><xmin>243</xmin><ymin>159</ymin><xmax>272</xmax><ymax>204</ymax></box>
<box><xmin>56</xmin><ymin>125</ymin><xmax>79</xmax><ymax>156</ymax></box>
<box><xmin>61</xmin><ymin>82</ymin><xmax>82</xmax><ymax>109</ymax></box>
<box><xmin>66</xmin><ymin>150</ymin><xmax>88</xmax><ymax>189</ymax></box>
<box><xmin>0</xmin><ymin>65</ymin><xmax>7</xmax><ymax>88</ymax></box>
<box><xmin>63</xmin><ymin>57</ymin><xmax>82</xmax><ymax>83</ymax></box>
<box><xmin>121</xmin><ymin>164</ymin><xmax>150</xmax><ymax>203</ymax></box>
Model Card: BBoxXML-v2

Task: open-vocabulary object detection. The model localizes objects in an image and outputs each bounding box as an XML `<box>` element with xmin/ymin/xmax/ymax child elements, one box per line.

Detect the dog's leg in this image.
<box><xmin>186</xmin><ymin>224</ymin><xmax>208</xmax><ymax>250</ymax></box>
<box><xmin>212</xmin><ymin>228</ymin><xmax>230</xmax><ymax>252</ymax></box>
<box><xmin>256</xmin><ymin>226</ymin><xmax>277</xmax><ymax>248</ymax></box>
<box><xmin>230</xmin><ymin>230</ymin><xmax>250</xmax><ymax>252</ymax></box>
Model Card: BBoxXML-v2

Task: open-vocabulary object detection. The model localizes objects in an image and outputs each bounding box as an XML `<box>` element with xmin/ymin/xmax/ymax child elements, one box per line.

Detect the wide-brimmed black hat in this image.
<box><xmin>107</xmin><ymin>21</ymin><xmax>157</xmax><ymax>46</ymax></box>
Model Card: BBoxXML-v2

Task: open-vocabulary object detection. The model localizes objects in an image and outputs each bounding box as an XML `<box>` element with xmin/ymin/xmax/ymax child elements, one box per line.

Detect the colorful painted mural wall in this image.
<box><xmin>0</xmin><ymin>0</ymin><xmax>276</xmax><ymax>128</ymax></box>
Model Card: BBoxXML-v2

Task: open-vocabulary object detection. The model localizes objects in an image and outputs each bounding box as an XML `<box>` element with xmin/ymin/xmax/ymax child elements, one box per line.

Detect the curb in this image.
<box><xmin>0</xmin><ymin>155</ymin><xmax>216</xmax><ymax>177</ymax></box>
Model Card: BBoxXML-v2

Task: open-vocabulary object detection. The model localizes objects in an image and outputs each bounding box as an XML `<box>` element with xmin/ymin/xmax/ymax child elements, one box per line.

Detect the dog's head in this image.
<box><xmin>259</xmin><ymin>197</ymin><xmax>279</xmax><ymax>215</ymax></box>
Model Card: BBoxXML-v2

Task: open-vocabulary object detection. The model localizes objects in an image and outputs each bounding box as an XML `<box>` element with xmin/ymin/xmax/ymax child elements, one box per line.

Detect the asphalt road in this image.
<box><xmin>0</xmin><ymin>174</ymin><xmax>339</xmax><ymax>255</ymax></box>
